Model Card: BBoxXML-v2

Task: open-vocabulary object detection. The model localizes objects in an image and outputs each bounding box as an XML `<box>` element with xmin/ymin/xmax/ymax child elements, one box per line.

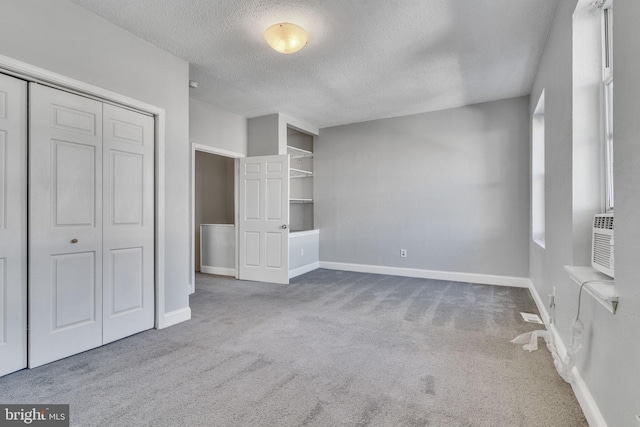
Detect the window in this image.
<box><xmin>532</xmin><ymin>91</ymin><xmax>545</xmax><ymax>248</ymax></box>
<box><xmin>601</xmin><ymin>2</ymin><xmax>614</xmax><ymax>211</ymax></box>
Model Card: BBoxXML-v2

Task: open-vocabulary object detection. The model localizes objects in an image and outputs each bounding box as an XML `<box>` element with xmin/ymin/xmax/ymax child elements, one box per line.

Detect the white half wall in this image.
<box><xmin>289</xmin><ymin>230</ymin><xmax>320</xmax><ymax>279</ymax></box>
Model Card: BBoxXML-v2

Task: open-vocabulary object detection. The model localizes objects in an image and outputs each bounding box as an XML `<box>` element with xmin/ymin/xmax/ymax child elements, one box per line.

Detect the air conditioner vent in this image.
<box><xmin>592</xmin><ymin>213</ymin><xmax>614</xmax><ymax>278</ymax></box>
<box><xmin>593</xmin><ymin>233</ymin><xmax>613</xmax><ymax>268</ymax></box>
<box><xmin>594</xmin><ymin>215</ymin><xmax>614</xmax><ymax>230</ymax></box>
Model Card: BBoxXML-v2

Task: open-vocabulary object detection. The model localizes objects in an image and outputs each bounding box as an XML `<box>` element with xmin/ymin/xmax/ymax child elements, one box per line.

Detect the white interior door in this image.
<box><xmin>29</xmin><ymin>83</ymin><xmax>104</xmax><ymax>368</ymax></box>
<box><xmin>239</xmin><ymin>155</ymin><xmax>289</xmax><ymax>284</ymax></box>
<box><xmin>102</xmin><ymin>103</ymin><xmax>154</xmax><ymax>344</ymax></box>
<box><xmin>0</xmin><ymin>74</ymin><xmax>27</xmax><ymax>376</ymax></box>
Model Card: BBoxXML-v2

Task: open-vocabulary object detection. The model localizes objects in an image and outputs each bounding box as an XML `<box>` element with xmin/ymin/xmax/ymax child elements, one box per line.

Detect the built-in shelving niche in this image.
<box><xmin>287</xmin><ymin>127</ymin><xmax>314</xmax><ymax>232</ymax></box>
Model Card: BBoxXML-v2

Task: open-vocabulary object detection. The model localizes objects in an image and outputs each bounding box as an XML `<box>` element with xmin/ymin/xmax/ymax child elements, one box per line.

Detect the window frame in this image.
<box><xmin>601</xmin><ymin>2</ymin><xmax>614</xmax><ymax>212</ymax></box>
<box><xmin>532</xmin><ymin>91</ymin><xmax>545</xmax><ymax>248</ymax></box>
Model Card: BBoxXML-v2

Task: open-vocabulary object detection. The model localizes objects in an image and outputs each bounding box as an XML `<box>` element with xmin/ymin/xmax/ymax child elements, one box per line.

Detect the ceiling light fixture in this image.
<box><xmin>264</xmin><ymin>22</ymin><xmax>308</xmax><ymax>54</ymax></box>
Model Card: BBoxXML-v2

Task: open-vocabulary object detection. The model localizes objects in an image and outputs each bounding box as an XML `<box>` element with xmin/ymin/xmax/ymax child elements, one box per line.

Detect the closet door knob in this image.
<box><xmin>281</xmin><ymin>224</ymin><xmax>288</xmax><ymax>230</ymax></box>
<box><xmin>71</xmin><ymin>238</ymin><xmax>78</xmax><ymax>244</ymax></box>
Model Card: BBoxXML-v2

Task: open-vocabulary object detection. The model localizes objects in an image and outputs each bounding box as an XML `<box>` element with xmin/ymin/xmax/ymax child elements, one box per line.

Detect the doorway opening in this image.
<box><xmin>193</xmin><ymin>149</ymin><xmax>238</xmax><ymax>289</ymax></box>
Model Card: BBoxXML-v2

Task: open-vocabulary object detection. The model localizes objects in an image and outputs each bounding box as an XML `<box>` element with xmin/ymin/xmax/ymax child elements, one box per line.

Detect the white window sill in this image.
<box><xmin>564</xmin><ymin>265</ymin><xmax>618</xmax><ymax>314</ymax></box>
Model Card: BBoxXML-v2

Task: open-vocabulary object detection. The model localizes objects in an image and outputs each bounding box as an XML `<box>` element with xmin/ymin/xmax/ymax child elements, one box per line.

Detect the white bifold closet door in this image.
<box><xmin>0</xmin><ymin>74</ymin><xmax>27</xmax><ymax>377</ymax></box>
<box><xmin>102</xmin><ymin>103</ymin><xmax>155</xmax><ymax>344</ymax></box>
<box><xmin>29</xmin><ymin>83</ymin><xmax>154</xmax><ymax>368</ymax></box>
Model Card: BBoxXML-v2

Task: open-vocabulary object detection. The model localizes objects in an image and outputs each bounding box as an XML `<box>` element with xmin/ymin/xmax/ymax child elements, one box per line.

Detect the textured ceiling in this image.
<box><xmin>69</xmin><ymin>0</ymin><xmax>558</xmax><ymax>128</ymax></box>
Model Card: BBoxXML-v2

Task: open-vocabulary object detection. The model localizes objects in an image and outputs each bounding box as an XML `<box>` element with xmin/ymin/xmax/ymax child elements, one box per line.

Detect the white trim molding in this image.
<box><xmin>158</xmin><ymin>307</ymin><xmax>192</xmax><ymax>329</ymax></box>
<box><xmin>190</xmin><ymin>143</ymin><xmax>244</xmax><ymax>293</ymax></box>
<box><xmin>191</xmin><ymin>143</ymin><xmax>246</xmax><ymax>159</ymax></box>
<box><xmin>527</xmin><ymin>279</ymin><xmax>551</xmax><ymax>325</ymax></box>
<box><xmin>201</xmin><ymin>266</ymin><xmax>236</xmax><ymax>277</ymax></box>
<box><xmin>319</xmin><ymin>262</ymin><xmax>530</xmax><ymax>288</ymax></box>
<box><xmin>154</xmin><ymin>112</ymin><xmax>167</xmax><ymax>330</ymax></box>
<box><xmin>0</xmin><ymin>54</ymin><xmax>159</xmax><ymax>116</ymax></box>
<box><xmin>527</xmin><ymin>280</ymin><xmax>608</xmax><ymax>427</ymax></box>
<box><xmin>569</xmin><ymin>361</ymin><xmax>609</xmax><ymax>427</ymax></box>
<box><xmin>289</xmin><ymin>262</ymin><xmax>320</xmax><ymax>279</ymax></box>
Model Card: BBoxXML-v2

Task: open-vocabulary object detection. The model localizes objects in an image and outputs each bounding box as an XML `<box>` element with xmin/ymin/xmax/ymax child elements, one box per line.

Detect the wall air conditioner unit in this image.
<box><xmin>592</xmin><ymin>213</ymin><xmax>614</xmax><ymax>278</ymax></box>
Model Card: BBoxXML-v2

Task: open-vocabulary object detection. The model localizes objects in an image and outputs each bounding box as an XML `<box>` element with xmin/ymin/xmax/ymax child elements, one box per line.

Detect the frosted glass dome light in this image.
<box><xmin>264</xmin><ymin>22</ymin><xmax>308</xmax><ymax>54</ymax></box>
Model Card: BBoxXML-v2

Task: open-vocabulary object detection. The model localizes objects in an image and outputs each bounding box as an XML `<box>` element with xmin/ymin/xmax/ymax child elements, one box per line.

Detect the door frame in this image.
<box><xmin>0</xmin><ymin>54</ymin><xmax>173</xmax><ymax>329</ymax></box>
<box><xmin>190</xmin><ymin>143</ymin><xmax>244</xmax><ymax>293</ymax></box>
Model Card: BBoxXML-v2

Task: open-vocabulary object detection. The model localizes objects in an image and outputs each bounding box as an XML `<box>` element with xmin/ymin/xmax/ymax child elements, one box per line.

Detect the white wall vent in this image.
<box><xmin>592</xmin><ymin>213</ymin><xmax>614</xmax><ymax>278</ymax></box>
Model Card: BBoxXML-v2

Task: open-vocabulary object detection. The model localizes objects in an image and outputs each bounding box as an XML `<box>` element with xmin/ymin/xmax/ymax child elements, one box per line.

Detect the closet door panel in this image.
<box><xmin>29</xmin><ymin>83</ymin><xmax>103</xmax><ymax>368</ymax></box>
<box><xmin>0</xmin><ymin>74</ymin><xmax>27</xmax><ymax>377</ymax></box>
<box><xmin>110</xmin><ymin>247</ymin><xmax>143</xmax><ymax>314</ymax></box>
<box><xmin>53</xmin><ymin>140</ymin><xmax>97</xmax><ymax>226</ymax></box>
<box><xmin>51</xmin><ymin>252</ymin><xmax>97</xmax><ymax>329</ymax></box>
<box><xmin>102</xmin><ymin>103</ymin><xmax>154</xmax><ymax>344</ymax></box>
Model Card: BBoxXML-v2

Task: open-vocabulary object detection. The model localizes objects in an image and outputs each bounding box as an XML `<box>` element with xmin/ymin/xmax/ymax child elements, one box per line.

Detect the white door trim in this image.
<box><xmin>0</xmin><ymin>54</ymin><xmax>170</xmax><ymax>330</ymax></box>
<box><xmin>0</xmin><ymin>74</ymin><xmax>27</xmax><ymax>376</ymax></box>
<box><xmin>190</xmin><ymin>143</ymin><xmax>244</xmax><ymax>293</ymax></box>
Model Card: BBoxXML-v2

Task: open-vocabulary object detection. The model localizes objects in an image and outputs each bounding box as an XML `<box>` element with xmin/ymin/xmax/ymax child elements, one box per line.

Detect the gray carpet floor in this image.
<box><xmin>0</xmin><ymin>270</ymin><xmax>587</xmax><ymax>426</ymax></box>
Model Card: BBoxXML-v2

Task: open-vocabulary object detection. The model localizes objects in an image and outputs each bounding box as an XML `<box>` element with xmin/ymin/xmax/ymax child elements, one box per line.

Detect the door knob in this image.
<box><xmin>71</xmin><ymin>238</ymin><xmax>78</xmax><ymax>244</ymax></box>
<box><xmin>281</xmin><ymin>224</ymin><xmax>288</xmax><ymax>230</ymax></box>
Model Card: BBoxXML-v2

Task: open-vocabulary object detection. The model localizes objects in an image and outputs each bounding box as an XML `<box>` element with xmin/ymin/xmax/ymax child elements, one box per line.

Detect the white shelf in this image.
<box><xmin>564</xmin><ymin>265</ymin><xmax>618</xmax><ymax>314</ymax></box>
<box><xmin>290</xmin><ymin>198</ymin><xmax>313</xmax><ymax>204</ymax></box>
<box><xmin>287</xmin><ymin>145</ymin><xmax>313</xmax><ymax>158</ymax></box>
<box><xmin>290</xmin><ymin>167</ymin><xmax>313</xmax><ymax>178</ymax></box>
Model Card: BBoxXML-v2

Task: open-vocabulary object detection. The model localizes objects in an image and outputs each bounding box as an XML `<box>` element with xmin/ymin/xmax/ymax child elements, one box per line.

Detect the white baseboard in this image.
<box><xmin>318</xmin><ymin>261</ymin><xmax>530</xmax><ymax>288</ymax></box>
<box><xmin>201</xmin><ymin>266</ymin><xmax>236</xmax><ymax>277</ymax></box>
<box><xmin>527</xmin><ymin>279</ymin><xmax>551</xmax><ymax>325</ymax></box>
<box><xmin>569</xmin><ymin>362</ymin><xmax>608</xmax><ymax>427</ymax></box>
<box><xmin>158</xmin><ymin>307</ymin><xmax>191</xmax><ymax>329</ymax></box>
<box><xmin>527</xmin><ymin>280</ymin><xmax>608</xmax><ymax>427</ymax></box>
<box><xmin>289</xmin><ymin>262</ymin><xmax>320</xmax><ymax>279</ymax></box>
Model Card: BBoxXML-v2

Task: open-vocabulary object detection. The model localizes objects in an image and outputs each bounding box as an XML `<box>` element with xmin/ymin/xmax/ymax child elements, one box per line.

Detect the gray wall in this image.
<box><xmin>194</xmin><ymin>152</ymin><xmax>235</xmax><ymax>271</ymax></box>
<box><xmin>248</xmin><ymin>113</ymin><xmax>319</xmax><ymax>157</ymax></box>
<box><xmin>611</xmin><ymin>1</ymin><xmax>640</xmax><ymax>422</ymax></box>
<box><xmin>316</xmin><ymin>96</ymin><xmax>530</xmax><ymax>278</ymax></box>
<box><xmin>530</xmin><ymin>1</ymin><xmax>640</xmax><ymax>425</ymax></box>
<box><xmin>528</xmin><ymin>0</ymin><xmax>575</xmax><ymax>338</ymax></box>
<box><xmin>190</xmin><ymin>98</ymin><xmax>248</xmax><ymax>155</ymax></box>
<box><xmin>248</xmin><ymin>114</ymin><xmax>280</xmax><ymax>156</ymax></box>
<box><xmin>0</xmin><ymin>0</ymin><xmax>190</xmax><ymax>313</ymax></box>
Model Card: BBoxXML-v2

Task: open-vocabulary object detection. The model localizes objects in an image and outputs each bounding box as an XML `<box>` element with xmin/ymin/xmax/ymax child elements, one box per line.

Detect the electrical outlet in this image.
<box><xmin>300</xmin><ymin>248</ymin><xmax>304</xmax><ymax>256</ymax></box>
<box><xmin>549</xmin><ymin>286</ymin><xmax>557</xmax><ymax>311</ymax></box>
<box><xmin>400</xmin><ymin>249</ymin><xmax>407</xmax><ymax>258</ymax></box>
